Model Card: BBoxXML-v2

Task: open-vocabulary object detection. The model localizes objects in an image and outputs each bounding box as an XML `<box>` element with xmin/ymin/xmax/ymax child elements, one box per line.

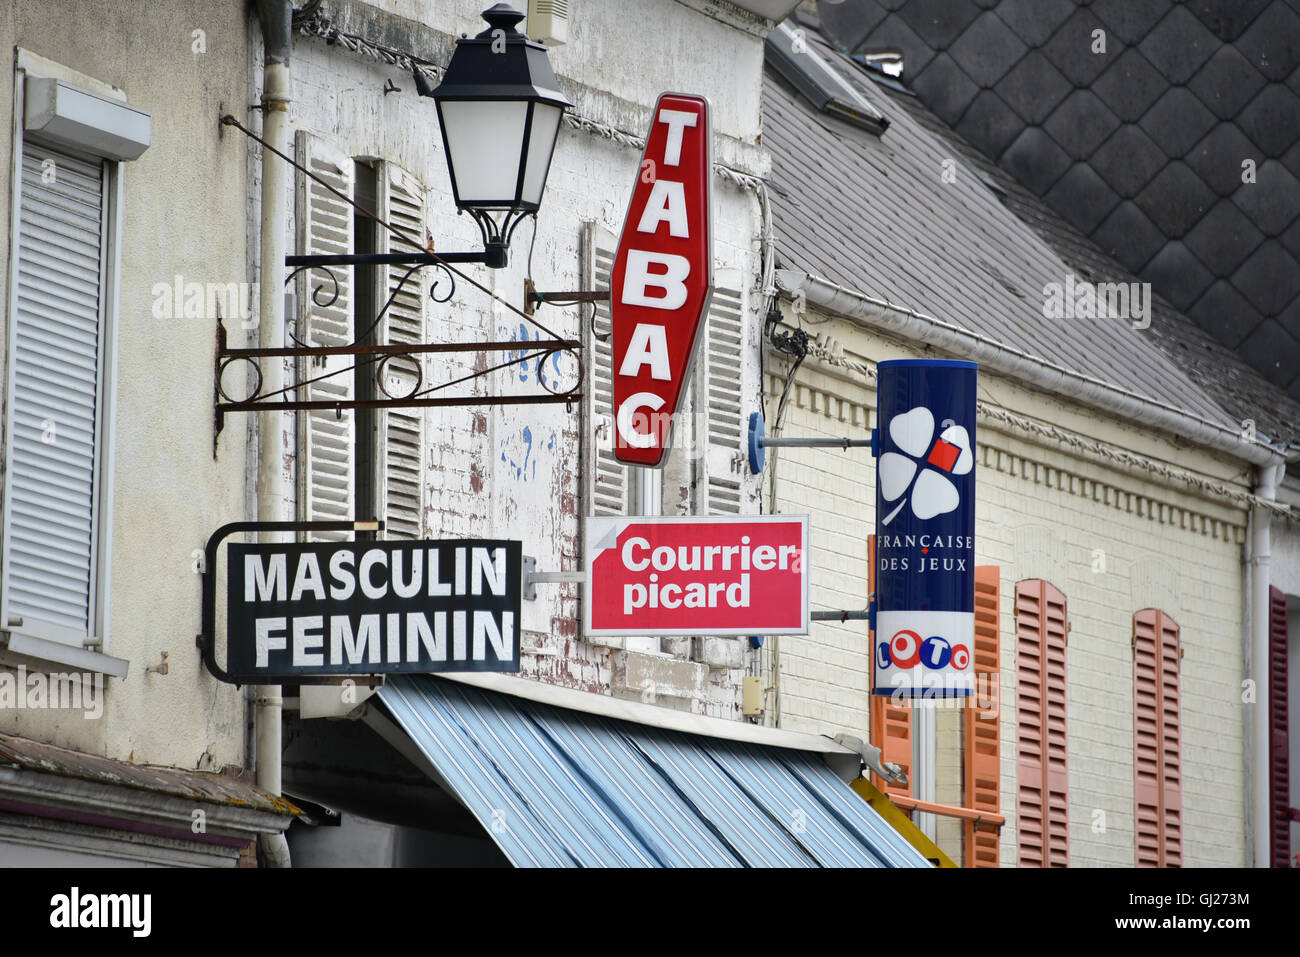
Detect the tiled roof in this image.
<box><xmin>872</xmin><ymin>64</ymin><xmax>1300</xmax><ymax>449</ymax></box>
<box><xmin>763</xmin><ymin>29</ymin><xmax>1271</xmax><ymax>442</ymax></box>
<box><xmin>817</xmin><ymin>0</ymin><xmax>1300</xmax><ymax>402</ymax></box>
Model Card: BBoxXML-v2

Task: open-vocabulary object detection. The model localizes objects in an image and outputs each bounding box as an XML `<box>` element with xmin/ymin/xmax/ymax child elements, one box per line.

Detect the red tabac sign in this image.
<box><xmin>585</xmin><ymin>516</ymin><xmax>809</xmax><ymax>636</ymax></box>
<box><xmin>609</xmin><ymin>93</ymin><xmax>713</xmax><ymax>467</ymax></box>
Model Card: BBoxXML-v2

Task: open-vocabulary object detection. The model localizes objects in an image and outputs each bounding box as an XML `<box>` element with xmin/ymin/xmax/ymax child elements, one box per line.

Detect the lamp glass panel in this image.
<box><xmin>520</xmin><ymin>103</ymin><xmax>562</xmax><ymax>207</ymax></box>
<box><xmin>439</xmin><ymin>99</ymin><xmax>528</xmax><ymax>206</ymax></box>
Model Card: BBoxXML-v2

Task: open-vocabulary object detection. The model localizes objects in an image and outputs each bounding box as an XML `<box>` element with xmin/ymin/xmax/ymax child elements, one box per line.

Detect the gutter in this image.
<box><xmin>776</xmin><ymin>269</ymin><xmax>1289</xmax><ymax>470</ymax></box>
<box><xmin>253</xmin><ymin>0</ymin><xmax>294</xmax><ymax>870</ymax></box>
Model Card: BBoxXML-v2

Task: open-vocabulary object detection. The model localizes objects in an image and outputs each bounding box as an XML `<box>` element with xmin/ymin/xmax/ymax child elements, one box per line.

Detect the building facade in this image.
<box><xmin>5</xmin><ymin>0</ymin><xmax>925</xmax><ymax>869</ymax></box>
<box><xmin>2</xmin><ymin>0</ymin><xmax>1289</xmax><ymax>870</ymax></box>
<box><xmin>0</xmin><ymin>0</ymin><xmax>299</xmax><ymax>864</ymax></box>
<box><xmin>758</xmin><ymin>20</ymin><xmax>1298</xmax><ymax>867</ymax></box>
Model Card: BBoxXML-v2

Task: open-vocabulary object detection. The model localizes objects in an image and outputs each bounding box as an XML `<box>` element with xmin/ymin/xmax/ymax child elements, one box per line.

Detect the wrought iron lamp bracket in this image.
<box><xmin>213</xmin><ymin>112</ymin><xmax>595</xmax><ymax>457</ymax></box>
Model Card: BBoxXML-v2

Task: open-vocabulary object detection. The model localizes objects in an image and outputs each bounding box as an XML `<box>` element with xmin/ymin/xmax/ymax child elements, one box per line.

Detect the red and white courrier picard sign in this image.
<box><xmin>609</xmin><ymin>93</ymin><xmax>713</xmax><ymax>467</ymax></box>
<box><xmin>585</xmin><ymin>516</ymin><xmax>809</xmax><ymax>636</ymax></box>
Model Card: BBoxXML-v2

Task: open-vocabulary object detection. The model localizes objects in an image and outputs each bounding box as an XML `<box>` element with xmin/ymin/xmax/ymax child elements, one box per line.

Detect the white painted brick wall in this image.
<box><xmin>291</xmin><ymin>3</ymin><xmax>766</xmax><ymax>716</ymax></box>
<box><xmin>764</xmin><ymin>361</ymin><xmax>876</xmax><ymax>740</ymax></box>
<box><xmin>766</xmin><ymin>321</ymin><xmax>1250</xmax><ymax>867</ymax></box>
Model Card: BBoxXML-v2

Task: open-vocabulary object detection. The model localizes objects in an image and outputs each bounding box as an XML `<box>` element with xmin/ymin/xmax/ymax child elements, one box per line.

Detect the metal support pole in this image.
<box><xmin>286</xmin><ymin>251</ymin><xmax>491</xmax><ymax>267</ymax></box>
<box><xmin>746</xmin><ymin>411</ymin><xmax>878</xmax><ymax>474</ymax></box>
<box><xmin>522</xmin><ymin>556</ymin><xmax>586</xmax><ymax>601</ymax></box>
<box><xmin>760</xmin><ymin>437</ymin><xmax>873</xmax><ymax>449</ymax></box>
<box><xmin>811</xmin><ymin>609</ymin><xmax>871</xmax><ymax>622</ymax></box>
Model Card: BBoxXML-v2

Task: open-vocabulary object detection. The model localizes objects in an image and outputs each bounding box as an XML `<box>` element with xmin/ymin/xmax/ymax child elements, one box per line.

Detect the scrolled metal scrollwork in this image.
<box><xmin>427</xmin><ymin>261</ymin><xmax>455</xmax><ymax>304</ymax></box>
<box><xmin>375</xmin><ymin>353</ymin><xmax>424</xmax><ymax>401</ymax></box>
<box><xmin>536</xmin><ymin>344</ymin><xmax>584</xmax><ymax>402</ymax></box>
<box><xmin>284</xmin><ymin>263</ymin><xmax>341</xmax><ymax>309</ymax></box>
<box><xmin>214</xmin><ymin>111</ymin><xmax>589</xmax><ymax>454</ymax></box>
<box><xmin>216</xmin><ymin>355</ymin><xmax>263</xmax><ymax>404</ymax></box>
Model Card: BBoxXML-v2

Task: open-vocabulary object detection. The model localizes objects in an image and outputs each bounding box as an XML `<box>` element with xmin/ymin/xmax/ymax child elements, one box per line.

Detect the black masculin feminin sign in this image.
<box><xmin>226</xmin><ymin>539</ymin><xmax>522</xmax><ymax>679</ymax></box>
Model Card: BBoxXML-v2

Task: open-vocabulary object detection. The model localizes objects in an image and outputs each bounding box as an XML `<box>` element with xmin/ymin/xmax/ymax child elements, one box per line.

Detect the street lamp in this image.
<box><xmin>419</xmin><ymin>3</ymin><xmax>571</xmax><ymax>268</ymax></box>
<box><xmin>214</xmin><ymin>6</ymin><xmax>588</xmax><ymax>450</ymax></box>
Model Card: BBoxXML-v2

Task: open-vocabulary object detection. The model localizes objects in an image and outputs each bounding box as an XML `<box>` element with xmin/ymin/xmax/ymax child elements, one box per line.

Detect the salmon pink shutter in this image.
<box><xmin>870</xmin><ymin>696</ymin><xmax>913</xmax><ymax>799</ymax></box>
<box><xmin>964</xmin><ymin>566</ymin><xmax>1001</xmax><ymax>867</ymax></box>
<box><xmin>1269</xmin><ymin>587</ymin><xmax>1290</xmax><ymax>868</ymax></box>
<box><xmin>869</xmin><ymin>534</ymin><xmax>911</xmax><ymax>798</ymax></box>
<box><xmin>1015</xmin><ymin>579</ymin><xmax>1069</xmax><ymax>867</ymax></box>
<box><xmin>1132</xmin><ymin>609</ymin><xmax>1182</xmax><ymax>867</ymax></box>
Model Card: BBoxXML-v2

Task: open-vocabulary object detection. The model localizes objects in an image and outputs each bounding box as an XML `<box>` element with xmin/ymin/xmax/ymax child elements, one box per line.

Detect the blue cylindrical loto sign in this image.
<box><xmin>872</xmin><ymin>359</ymin><xmax>977</xmax><ymax>698</ymax></box>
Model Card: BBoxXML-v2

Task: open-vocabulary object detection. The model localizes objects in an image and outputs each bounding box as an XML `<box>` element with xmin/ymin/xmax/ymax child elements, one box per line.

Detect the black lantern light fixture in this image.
<box><xmin>213</xmin><ymin>3</ymin><xmax>600</xmax><ymax>448</ymax></box>
<box><xmin>415</xmin><ymin>3</ymin><xmax>571</xmax><ymax>268</ymax></box>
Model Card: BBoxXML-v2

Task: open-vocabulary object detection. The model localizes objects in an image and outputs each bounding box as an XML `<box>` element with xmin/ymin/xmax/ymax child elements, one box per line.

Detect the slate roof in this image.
<box><xmin>763</xmin><ymin>27</ymin><xmax>1272</xmax><ymax>443</ymax></box>
<box><xmin>873</xmin><ymin>64</ymin><xmax>1300</xmax><ymax>450</ymax></box>
<box><xmin>816</xmin><ymin>0</ymin><xmax>1300</xmax><ymax>403</ymax></box>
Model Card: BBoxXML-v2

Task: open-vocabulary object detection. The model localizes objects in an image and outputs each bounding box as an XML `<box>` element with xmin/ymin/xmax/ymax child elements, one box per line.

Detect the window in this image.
<box><xmin>868</xmin><ymin>545</ymin><xmax>1003</xmax><ymax>866</ymax></box>
<box><xmin>580</xmin><ymin>224</ymin><xmax>753</xmax><ymax>522</ymax></box>
<box><xmin>1015</xmin><ymin>578</ymin><xmax>1069</xmax><ymax>867</ymax></box>
<box><xmin>374</xmin><ymin>163</ymin><xmax>427</xmax><ymax>540</ymax></box>
<box><xmin>353</xmin><ymin>161</ymin><xmax>380</xmax><ymax>540</ymax></box>
<box><xmin>580</xmin><ymin>223</ymin><xmax>658</xmax><ymax>654</ymax></box>
<box><xmin>582</xmin><ymin>222</ymin><xmax>634</xmax><ymax>520</ymax></box>
<box><xmin>1132</xmin><ymin>608</ymin><xmax>1182</xmax><ymax>867</ymax></box>
<box><xmin>699</xmin><ymin>280</ymin><xmax>747</xmax><ymax>515</ymax></box>
<box><xmin>1</xmin><ymin>59</ymin><xmax>147</xmax><ymax>674</ymax></box>
<box><xmin>581</xmin><ymin>222</ymin><xmax>666</xmax><ymax>521</ymax></box>
<box><xmin>765</xmin><ymin>22</ymin><xmax>889</xmax><ymax>135</ymax></box>
<box><xmin>295</xmin><ymin>134</ymin><xmax>426</xmax><ymax>543</ymax></box>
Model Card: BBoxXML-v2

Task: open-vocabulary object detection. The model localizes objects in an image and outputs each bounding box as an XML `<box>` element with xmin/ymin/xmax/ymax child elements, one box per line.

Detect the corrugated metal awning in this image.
<box><xmin>377</xmin><ymin>675</ymin><xmax>931</xmax><ymax>867</ymax></box>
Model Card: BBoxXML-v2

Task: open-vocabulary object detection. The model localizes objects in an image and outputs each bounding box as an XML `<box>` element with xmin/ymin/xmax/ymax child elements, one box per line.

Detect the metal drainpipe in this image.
<box><xmin>767</xmin><ymin>437</ymin><xmax>781</xmax><ymax>729</ymax></box>
<box><xmin>1250</xmin><ymin>461</ymin><xmax>1283</xmax><ymax>867</ymax></box>
<box><xmin>254</xmin><ymin>0</ymin><xmax>293</xmax><ymax>869</ymax></box>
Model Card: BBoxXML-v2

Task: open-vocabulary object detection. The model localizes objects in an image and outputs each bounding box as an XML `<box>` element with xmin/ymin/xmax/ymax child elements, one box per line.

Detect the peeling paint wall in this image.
<box><xmin>289</xmin><ymin>0</ymin><xmax>769</xmax><ymax>714</ymax></box>
<box><xmin>0</xmin><ymin>0</ymin><xmax>772</xmax><ymax>788</ymax></box>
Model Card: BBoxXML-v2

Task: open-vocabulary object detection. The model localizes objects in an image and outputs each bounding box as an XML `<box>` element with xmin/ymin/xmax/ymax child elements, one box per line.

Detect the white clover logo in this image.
<box><xmin>879</xmin><ymin>407</ymin><xmax>972</xmax><ymax>525</ymax></box>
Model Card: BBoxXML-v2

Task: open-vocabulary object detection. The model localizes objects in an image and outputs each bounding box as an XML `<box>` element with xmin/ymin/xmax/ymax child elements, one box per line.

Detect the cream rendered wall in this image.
<box><xmin>762</xmin><ymin>359</ymin><xmax>874</xmax><ymax>735</ymax></box>
<box><xmin>287</xmin><ymin>0</ymin><xmax>767</xmax><ymax>716</ymax></box>
<box><xmin>765</xmin><ymin>305</ymin><xmax>1250</xmax><ymax>867</ymax></box>
<box><xmin>0</xmin><ymin>1</ymin><xmax>252</xmax><ymax>770</ymax></box>
<box><xmin>1273</xmin><ymin>520</ymin><xmax>1300</xmax><ymax>599</ymax></box>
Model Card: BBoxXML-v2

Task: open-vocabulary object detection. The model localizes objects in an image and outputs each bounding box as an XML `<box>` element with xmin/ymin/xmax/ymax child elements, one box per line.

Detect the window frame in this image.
<box><xmin>0</xmin><ymin>60</ymin><xmax>125</xmax><ymax>674</ymax></box>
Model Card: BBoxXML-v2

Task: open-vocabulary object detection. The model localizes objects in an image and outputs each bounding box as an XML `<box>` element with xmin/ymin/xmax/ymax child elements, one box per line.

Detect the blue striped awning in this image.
<box><xmin>378</xmin><ymin>675</ymin><xmax>931</xmax><ymax>867</ymax></box>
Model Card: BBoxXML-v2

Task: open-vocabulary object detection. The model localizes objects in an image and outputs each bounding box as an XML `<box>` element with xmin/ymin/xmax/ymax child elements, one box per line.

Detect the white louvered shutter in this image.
<box><xmin>377</xmin><ymin>163</ymin><xmax>427</xmax><ymax>540</ymax></box>
<box><xmin>581</xmin><ymin>222</ymin><xmax>626</xmax><ymax>517</ymax></box>
<box><xmin>1</xmin><ymin>139</ymin><xmax>107</xmax><ymax>645</ymax></box>
<box><xmin>296</xmin><ymin>134</ymin><xmax>355</xmax><ymax>542</ymax></box>
<box><xmin>702</xmin><ymin>277</ymin><xmax>748</xmax><ymax>514</ymax></box>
